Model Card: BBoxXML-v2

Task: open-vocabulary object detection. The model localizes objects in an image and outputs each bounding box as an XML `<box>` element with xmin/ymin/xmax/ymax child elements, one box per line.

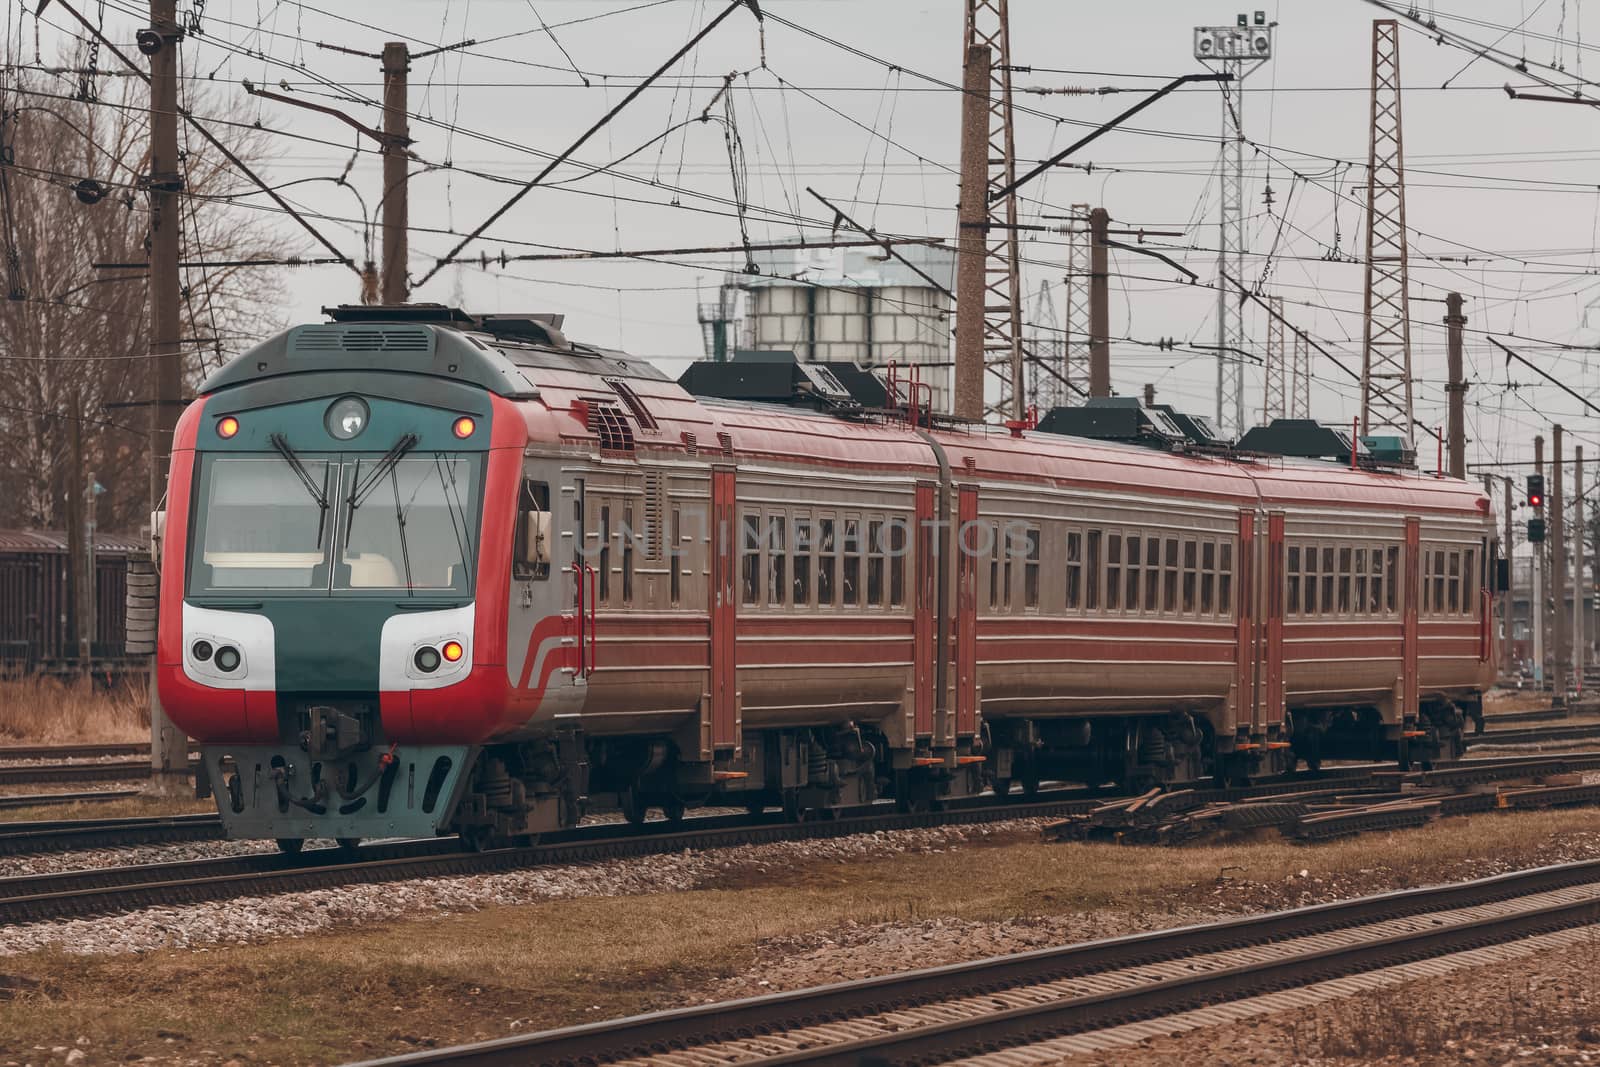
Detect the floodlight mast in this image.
<box><xmin>1194</xmin><ymin>13</ymin><xmax>1275</xmax><ymax>439</ymax></box>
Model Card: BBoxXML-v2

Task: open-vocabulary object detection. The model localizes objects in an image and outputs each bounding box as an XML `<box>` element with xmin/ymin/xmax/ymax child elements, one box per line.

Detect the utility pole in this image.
<box><xmin>1290</xmin><ymin>331</ymin><xmax>1311</xmax><ymax>418</ymax></box>
<box><xmin>1088</xmin><ymin>207</ymin><xmax>1111</xmax><ymax>398</ymax></box>
<box><xmin>147</xmin><ymin>0</ymin><xmax>188</xmax><ymax>788</ymax></box>
<box><xmin>1554</xmin><ymin>424</ymin><xmax>1568</xmax><ymax>699</ymax></box>
<box><xmin>964</xmin><ymin>0</ymin><xmax>1025</xmax><ymax>421</ymax></box>
<box><xmin>1263</xmin><ymin>295</ymin><xmax>1286</xmax><ymax>422</ymax></box>
<box><xmin>1143</xmin><ymin>383</ymin><xmax>1156</xmax><ymax>407</ymax></box>
<box><xmin>953</xmin><ymin>41</ymin><xmax>989</xmax><ymax>423</ymax></box>
<box><xmin>1536</xmin><ymin>434</ymin><xmax>1545</xmax><ymax>689</ymax></box>
<box><xmin>380</xmin><ymin>42</ymin><xmax>410</xmax><ymax>304</ymax></box>
<box><xmin>1445</xmin><ymin>292</ymin><xmax>1466</xmax><ymax>478</ymax></box>
<box><xmin>1063</xmin><ymin>204</ymin><xmax>1092</xmax><ymax>396</ymax></box>
<box><xmin>67</xmin><ymin>391</ymin><xmax>86</xmax><ymax>671</ymax></box>
<box><xmin>1575</xmin><ymin>447</ymin><xmax>1585</xmax><ymax>691</ymax></box>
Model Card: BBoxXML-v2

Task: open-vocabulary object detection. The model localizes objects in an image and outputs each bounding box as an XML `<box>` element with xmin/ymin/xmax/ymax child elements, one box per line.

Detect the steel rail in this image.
<box><xmin>1468</xmin><ymin>723</ymin><xmax>1600</xmax><ymax>746</ymax></box>
<box><xmin>0</xmin><ymin>811</ymin><xmax>223</xmax><ymax>855</ymax></box>
<box><xmin>0</xmin><ymin>759</ymin><xmax>198</xmax><ymax>787</ymax></box>
<box><xmin>0</xmin><ymin>789</ymin><xmax>140</xmax><ymax>812</ymax></box>
<box><xmin>345</xmin><ymin>860</ymin><xmax>1600</xmax><ymax>1067</ymax></box>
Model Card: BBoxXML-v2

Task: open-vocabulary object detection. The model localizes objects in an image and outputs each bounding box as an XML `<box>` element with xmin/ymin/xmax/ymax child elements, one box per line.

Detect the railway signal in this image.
<box><xmin>1527</xmin><ymin>473</ymin><xmax>1545</xmax><ymax>509</ymax></box>
<box><xmin>1529</xmin><ymin>517</ymin><xmax>1547</xmax><ymax>543</ymax></box>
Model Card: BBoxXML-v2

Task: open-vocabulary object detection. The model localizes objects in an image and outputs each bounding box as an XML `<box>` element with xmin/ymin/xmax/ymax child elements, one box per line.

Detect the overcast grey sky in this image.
<box><xmin>23</xmin><ymin>0</ymin><xmax>1600</xmax><ymax>474</ymax></box>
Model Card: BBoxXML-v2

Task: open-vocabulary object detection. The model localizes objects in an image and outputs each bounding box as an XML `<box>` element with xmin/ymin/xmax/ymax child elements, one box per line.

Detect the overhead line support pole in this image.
<box><xmin>1576</xmin><ymin>447</ymin><xmax>1586</xmax><ymax>692</ymax></box>
<box><xmin>1536</xmin><ymin>435</ymin><xmax>1546</xmax><ymax>690</ymax></box>
<box><xmin>1554</xmin><ymin>424</ymin><xmax>1568</xmax><ymax>701</ymax></box>
<box><xmin>1503</xmin><ymin>475</ymin><xmax>1514</xmax><ymax>680</ymax></box>
<box><xmin>380</xmin><ymin>42</ymin><xmax>410</xmax><ymax>305</ymax></box>
<box><xmin>953</xmin><ymin>41</ymin><xmax>989</xmax><ymax>423</ymax></box>
<box><xmin>147</xmin><ymin>0</ymin><xmax>188</xmax><ymax>788</ymax></box>
<box><xmin>1445</xmin><ymin>291</ymin><xmax>1466</xmax><ymax>478</ymax></box>
<box><xmin>1087</xmin><ymin>207</ymin><xmax>1110</xmax><ymax>398</ymax></box>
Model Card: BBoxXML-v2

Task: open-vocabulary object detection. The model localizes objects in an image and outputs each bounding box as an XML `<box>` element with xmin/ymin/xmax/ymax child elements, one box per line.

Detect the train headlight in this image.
<box><xmin>325</xmin><ymin>396</ymin><xmax>370</xmax><ymax>441</ymax></box>
<box><xmin>441</xmin><ymin>640</ymin><xmax>464</xmax><ymax>663</ymax></box>
<box><xmin>214</xmin><ymin>645</ymin><xmax>241</xmax><ymax>672</ymax></box>
<box><xmin>414</xmin><ymin>646</ymin><xmax>442</xmax><ymax>673</ymax></box>
<box><xmin>191</xmin><ymin>640</ymin><xmax>214</xmax><ymax>662</ymax></box>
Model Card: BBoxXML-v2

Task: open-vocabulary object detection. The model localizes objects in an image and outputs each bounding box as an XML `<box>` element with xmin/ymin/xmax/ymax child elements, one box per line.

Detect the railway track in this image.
<box><xmin>0</xmin><ymin>811</ymin><xmax>224</xmax><ymax>856</ymax></box>
<box><xmin>1</xmin><ymin>753</ymin><xmax>1593</xmax><ymax>925</ymax></box>
<box><xmin>1467</xmin><ymin>722</ymin><xmax>1600</xmax><ymax>747</ymax></box>
<box><xmin>350</xmin><ymin>860</ymin><xmax>1600</xmax><ymax>1067</ymax></box>
<box><xmin>0</xmin><ymin>743</ymin><xmax>150</xmax><ymax>761</ymax></box>
<box><xmin>0</xmin><ymin>789</ymin><xmax>140</xmax><ymax>811</ymax></box>
<box><xmin>0</xmin><ymin>758</ymin><xmax>198</xmax><ymax>787</ymax></box>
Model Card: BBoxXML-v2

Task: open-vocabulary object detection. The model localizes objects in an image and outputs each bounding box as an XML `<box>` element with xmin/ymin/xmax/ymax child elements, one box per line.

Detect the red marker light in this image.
<box><xmin>452</xmin><ymin>416</ymin><xmax>476</xmax><ymax>439</ymax></box>
<box><xmin>441</xmin><ymin>640</ymin><xmax>464</xmax><ymax>663</ymax></box>
<box><xmin>217</xmin><ymin>416</ymin><xmax>240</xmax><ymax>439</ymax></box>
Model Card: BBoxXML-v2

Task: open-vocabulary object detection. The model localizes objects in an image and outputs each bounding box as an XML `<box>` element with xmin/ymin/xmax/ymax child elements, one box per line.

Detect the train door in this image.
<box><xmin>1231</xmin><ymin>508</ymin><xmax>1258</xmax><ymax>738</ymax></box>
<box><xmin>1401</xmin><ymin>517</ymin><xmax>1421</xmax><ymax>723</ymax></box>
<box><xmin>1262</xmin><ymin>511</ymin><xmax>1286</xmax><ymax>729</ymax></box>
<box><xmin>954</xmin><ymin>484</ymin><xmax>978</xmax><ymax>742</ymax></box>
<box><xmin>914</xmin><ymin>481</ymin><xmax>937</xmax><ymax>743</ymax></box>
<box><xmin>708</xmin><ymin>466</ymin><xmax>741</xmax><ymax>753</ymax></box>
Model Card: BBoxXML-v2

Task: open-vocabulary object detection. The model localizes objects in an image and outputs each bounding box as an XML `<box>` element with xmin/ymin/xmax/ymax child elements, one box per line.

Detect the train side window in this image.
<box><xmin>1001</xmin><ymin>524</ymin><xmax>1014</xmax><ymax>611</ymax></box>
<box><xmin>817</xmin><ymin>518</ymin><xmax>837</xmax><ymax>607</ymax></box>
<box><xmin>1023</xmin><ymin>526</ymin><xmax>1040</xmax><ymax>609</ymax></box>
<box><xmin>670</xmin><ymin>506</ymin><xmax>683</xmax><ymax>605</ymax></box>
<box><xmin>1106</xmin><ymin>533</ymin><xmax>1123</xmax><ymax>611</ymax></box>
<box><xmin>1162</xmin><ymin>537</ymin><xmax>1178</xmax><ymax>612</ymax></box>
<box><xmin>1200</xmin><ymin>540</ymin><xmax>1216</xmax><ymax>615</ymax></box>
<box><xmin>1337</xmin><ymin>546</ymin><xmax>1352</xmax><ymax>614</ymax></box>
<box><xmin>1179</xmin><ymin>538</ymin><xmax>1197</xmax><ymax>614</ymax></box>
<box><xmin>1304</xmin><ymin>544</ymin><xmax>1320</xmax><ymax>614</ymax></box>
<box><xmin>1287</xmin><ymin>545</ymin><xmax>1301</xmax><ymax>615</ymax></box>
<box><xmin>1125</xmin><ymin>532</ymin><xmax>1142</xmax><ymax>612</ymax></box>
<box><xmin>1353</xmin><ymin>548</ymin><xmax>1368</xmax><ymax>614</ymax></box>
<box><xmin>1219</xmin><ymin>540</ymin><xmax>1234</xmax><ymax>616</ymax></box>
<box><xmin>863</xmin><ymin>519</ymin><xmax>883</xmax><ymax>607</ymax></box>
<box><xmin>1369</xmin><ymin>546</ymin><xmax>1385</xmax><ymax>613</ymax></box>
<box><xmin>768</xmin><ymin>515</ymin><xmax>788</xmax><ymax>607</ymax></box>
<box><xmin>793</xmin><ymin>517</ymin><xmax>812</xmax><ymax>606</ymax></box>
<box><xmin>622</xmin><ymin>503</ymin><xmax>635</xmax><ymax>604</ymax></box>
<box><xmin>1419</xmin><ymin>548</ymin><xmax>1432</xmax><ymax>614</ymax></box>
<box><xmin>988</xmin><ymin>524</ymin><xmax>1001</xmax><ymax>612</ymax></box>
<box><xmin>1385</xmin><ymin>545</ymin><xmax>1400</xmax><ymax>613</ymax></box>
<box><xmin>1447</xmin><ymin>550</ymin><xmax>1461</xmax><ymax>613</ymax></box>
<box><xmin>842</xmin><ymin>518</ymin><xmax>861</xmax><ymax>606</ymax></box>
<box><xmin>1319</xmin><ymin>546</ymin><xmax>1335</xmax><ymax>616</ymax></box>
<box><xmin>741</xmin><ymin>512</ymin><xmax>760</xmax><ymax>606</ymax></box>
<box><xmin>1086</xmin><ymin>530</ymin><xmax>1102</xmax><ymax>611</ymax></box>
<box><xmin>1463</xmin><ymin>548</ymin><xmax>1476</xmax><ymax>613</ymax></box>
<box><xmin>1065</xmin><ymin>529</ymin><xmax>1083</xmax><ymax>610</ymax></box>
<box><xmin>513</xmin><ymin>480</ymin><xmax>551</xmax><ymax>581</ymax></box>
<box><xmin>1440</xmin><ymin>550</ymin><xmax>1452</xmax><ymax>617</ymax></box>
<box><xmin>598</xmin><ymin>504</ymin><xmax>612</xmax><ymax>604</ymax></box>
<box><xmin>1144</xmin><ymin>536</ymin><xmax>1161</xmax><ymax>612</ymax></box>
<box><xmin>889</xmin><ymin>520</ymin><xmax>907</xmax><ymax>608</ymax></box>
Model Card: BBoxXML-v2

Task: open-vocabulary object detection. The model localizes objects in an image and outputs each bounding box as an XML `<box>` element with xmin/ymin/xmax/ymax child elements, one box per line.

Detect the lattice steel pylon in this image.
<box><xmin>1026</xmin><ymin>281</ymin><xmax>1065</xmax><ymax>410</ymax></box>
<box><xmin>1359</xmin><ymin>19</ymin><xmax>1415</xmax><ymax>446</ymax></box>
<box><xmin>1290</xmin><ymin>331</ymin><xmax>1312</xmax><ymax>418</ymax></box>
<box><xmin>1195</xmin><ymin>18</ymin><xmax>1275</xmax><ymax>438</ymax></box>
<box><xmin>1063</xmin><ymin>203</ymin><xmax>1092</xmax><ymax>396</ymax></box>
<box><xmin>967</xmin><ymin>0</ymin><xmax>1026</xmax><ymax>420</ymax></box>
<box><xmin>1262</xmin><ymin>295</ymin><xmax>1286</xmax><ymax>423</ymax></box>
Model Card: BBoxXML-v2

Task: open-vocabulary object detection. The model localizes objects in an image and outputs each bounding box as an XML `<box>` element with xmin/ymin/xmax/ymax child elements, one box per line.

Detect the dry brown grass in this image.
<box><xmin>0</xmin><ymin>676</ymin><xmax>149</xmax><ymax>744</ymax></box>
<box><xmin>4</xmin><ymin>808</ymin><xmax>1600</xmax><ymax>1064</ymax></box>
<box><xmin>0</xmin><ymin>794</ymin><xmax>212</xmax><ymax>823</ymax></box>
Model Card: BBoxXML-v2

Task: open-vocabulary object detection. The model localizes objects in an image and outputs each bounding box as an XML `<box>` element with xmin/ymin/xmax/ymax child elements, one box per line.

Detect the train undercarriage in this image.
<box><xmin>205</xmin><ymin>696</ymin><xmax>1476</xmax><ymax>853</ymax></box>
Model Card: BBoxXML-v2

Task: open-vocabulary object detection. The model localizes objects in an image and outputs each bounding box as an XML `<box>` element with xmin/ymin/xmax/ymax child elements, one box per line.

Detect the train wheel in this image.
<box><xmin>992</xmin><ymin>777</ymin><xmax>1013</xmax><ymax>800</ymax></box>
<box><xmin>619</xmin><ymin>787</ymin><xmax>648</xmax><ymax>826</ymax></box>
<box><xmin>335</xmin><ymin>837</ymin><xmax>361</xmax><ymax>854</ymax></box>
<box><xmin>275</xmin><ymin>838</ymin><xmax>304</xmax><ymax>855</ymax></box>
<box><xmin>458</xmin><ymin>826</ymin><xmax>497</xmax><ymax>852</ymax></box>
<box><xmin>1397</xmin><ymin>740</ymin><xmax>1413</xmax><ymax>773</ymax></box>
<box><xmin>663</xmin><ymin>797</ymin><xmax>687</xmax><ymax>826</ymax></box>
<box><xmin>745</xmin><ymin>801</ymin><xmax>767</xmax><ymax>817</ymax></box>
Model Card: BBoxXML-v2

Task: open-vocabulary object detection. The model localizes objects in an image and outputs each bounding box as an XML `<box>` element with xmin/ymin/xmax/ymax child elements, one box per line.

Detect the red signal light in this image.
<box><xmin>217</xmin><ymin>416</ymin><xmax>239</xmax><ymax>439</ymax></box>
<box><xmin>441</xmin><ymin>640</ymin><xmax>464</xmax><ymax>663</ymax></box>
<box><xmin>1529</xmin><ymin>493</ymin><xmax>1544</xmax><ymax>508</ymax></box>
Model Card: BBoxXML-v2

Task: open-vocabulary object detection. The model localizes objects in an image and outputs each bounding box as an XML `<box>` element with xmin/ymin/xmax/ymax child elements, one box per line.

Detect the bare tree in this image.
<box><xmin>0</xmin><ymin>66</ymin><xmax>296</xmax><ymax>535</ymax></box>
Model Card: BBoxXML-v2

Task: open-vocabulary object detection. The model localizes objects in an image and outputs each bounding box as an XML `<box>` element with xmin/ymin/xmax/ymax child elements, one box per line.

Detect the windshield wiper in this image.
<box><xmin>268</xmin><ymin>433</ymin><xmax>331</xmax><ymax>546</ymax></box>
<box><xmin>341</xmin><ymin>432</ymin><xmax>420</xmax><ymax>564</ymax></box>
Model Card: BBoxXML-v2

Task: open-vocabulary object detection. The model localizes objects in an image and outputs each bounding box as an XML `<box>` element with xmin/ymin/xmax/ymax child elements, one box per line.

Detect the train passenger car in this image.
<box><xmin>155</xmin><ymin>306</ymin><xmax>1499</xmax><ymax>850</ymax></box>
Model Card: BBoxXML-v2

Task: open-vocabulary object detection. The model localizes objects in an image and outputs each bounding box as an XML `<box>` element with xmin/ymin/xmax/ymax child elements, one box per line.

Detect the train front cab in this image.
<box><xmin>157</xmin><ymin>363</ymin><xmax>527</xmax><ymax>850</ymax></box>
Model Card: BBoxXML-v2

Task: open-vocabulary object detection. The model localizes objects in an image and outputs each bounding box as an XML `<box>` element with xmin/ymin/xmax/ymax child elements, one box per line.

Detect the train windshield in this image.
<box><xmin>187</xmin><ymin>452</ymin><xmax>481</xmax><ymax>597</ymax></box>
